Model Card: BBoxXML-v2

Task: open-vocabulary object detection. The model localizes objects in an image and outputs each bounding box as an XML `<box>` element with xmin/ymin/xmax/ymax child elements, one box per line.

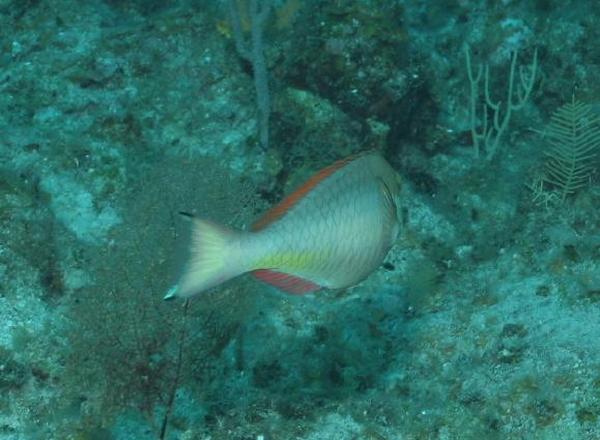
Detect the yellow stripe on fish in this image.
<box><xmin>253</xmin><ymin>251</ymin><xmax>320</xmax><ymax>272</ymax></box>
<box><xmin>165</xmin><ymin>150</ymin><xmax>402</xmax><ymax>299</ymax></box>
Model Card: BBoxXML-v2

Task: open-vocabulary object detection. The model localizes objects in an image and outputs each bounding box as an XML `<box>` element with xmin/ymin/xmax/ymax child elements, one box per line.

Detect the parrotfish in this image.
<box><xmin>164</xmin><ymin>150</ymin><xmax>402</xmax><ymax>299</ymax></box>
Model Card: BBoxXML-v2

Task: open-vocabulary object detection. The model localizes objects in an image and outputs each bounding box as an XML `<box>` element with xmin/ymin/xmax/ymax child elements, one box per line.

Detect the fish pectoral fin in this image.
<box><xmin>377</xmin><ymin>178</ymin><xmax>402</xmax><ymax>243</ymax></box>
<box><xmin>378</xmin><ymin>178</ymin><xmax>398</xmax><ymax>221</ymax></box>
<box><xmin>252</xmin><ymin>269</ymin><xmax>322</xmax><ymax>295</ymax></box>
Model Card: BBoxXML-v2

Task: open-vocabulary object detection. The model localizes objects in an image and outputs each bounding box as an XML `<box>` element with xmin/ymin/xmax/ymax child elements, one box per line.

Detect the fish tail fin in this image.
<box><xmin>164</xmin><ymin>216</ymin><xmax>246</xmax><ymax>300</ymax></box>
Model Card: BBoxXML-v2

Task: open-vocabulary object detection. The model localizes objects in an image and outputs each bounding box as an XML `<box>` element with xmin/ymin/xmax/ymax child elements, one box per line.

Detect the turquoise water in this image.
<box><xmin>1</xmin><ymin>1</ymin><xmax>599</xmax><ymax>439</ymax></box>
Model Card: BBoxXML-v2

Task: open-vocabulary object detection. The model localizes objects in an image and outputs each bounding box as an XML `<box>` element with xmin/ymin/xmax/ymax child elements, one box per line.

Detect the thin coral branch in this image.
<box><xmin>159</xmin><ymin>299</ymin><xmax>190</xmax><ymax>440</ymax></box>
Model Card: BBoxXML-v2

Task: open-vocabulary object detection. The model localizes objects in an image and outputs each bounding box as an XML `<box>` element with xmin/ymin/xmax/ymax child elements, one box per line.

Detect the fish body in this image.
<box><xmin>166</xmin><ymin>151</ymin><xmax>402</xmax><ymax>299</ymax></box>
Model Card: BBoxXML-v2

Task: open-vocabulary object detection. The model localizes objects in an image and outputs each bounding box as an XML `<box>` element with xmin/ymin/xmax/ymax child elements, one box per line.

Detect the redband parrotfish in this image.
<box><xmin>164</xmin><ymin>150</ymin><xmax>402</xmax><ymax>299</ymax></box>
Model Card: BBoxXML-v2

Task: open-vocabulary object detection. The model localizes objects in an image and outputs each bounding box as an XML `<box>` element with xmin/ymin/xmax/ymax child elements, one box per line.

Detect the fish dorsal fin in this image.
<box><xmin>252</xmin><ymin>269</ymin><xmax>321</xmax><ymax>294</ymax></box>
<box><xmin>252</xmin><ymin>154</ymin><xmax>359</xmax><ymax>231</ymax></box>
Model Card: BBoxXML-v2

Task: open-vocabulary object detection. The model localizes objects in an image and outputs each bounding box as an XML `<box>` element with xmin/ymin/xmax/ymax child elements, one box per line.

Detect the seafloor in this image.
<box><xmin>1</xmin><ymin>1</ymin><xmax>600</xmax><ymax>439</ymax></box>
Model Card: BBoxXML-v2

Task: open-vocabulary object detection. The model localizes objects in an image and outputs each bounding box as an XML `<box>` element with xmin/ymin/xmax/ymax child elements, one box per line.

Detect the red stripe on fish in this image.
<box><xmin>252</xmin><ymin>269</ymin><xmax>321</xmax><ymax>294</ymax></box>
<box><xmin>251</xmin><ymin>154</ymin><xmax>361</xmax><ymax>231</ymax></box>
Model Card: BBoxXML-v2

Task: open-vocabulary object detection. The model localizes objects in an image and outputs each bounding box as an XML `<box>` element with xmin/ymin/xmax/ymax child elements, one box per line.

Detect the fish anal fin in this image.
<box><xmin>252</xmin><ymin>269</ymin><xmax>321</xmax><ymax>295</ymax></box>
<box><xmin>251</xmin><ymin>154</ymin><xmax>359</xmax><ymax>231</ymax></box>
